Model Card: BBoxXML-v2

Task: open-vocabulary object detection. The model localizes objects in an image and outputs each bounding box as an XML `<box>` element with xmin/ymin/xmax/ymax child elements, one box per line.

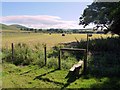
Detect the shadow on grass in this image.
<box><xmin>61</xmin><ymin>71</ymin><xmax>83</xmax><ymax>89</ymax></box>
<box><xmin>90</xmin><ymin>77</ymin><xmax>120</xmax><ymax>89</ymax></box>
<box><xmin>20</xmin><ymin>70</ymin><xmax>31</xmax><ymax>75</ymax></box>
<box><xmin>33</xmin><ymin>68</ymin><xmax>65</xmax><ymax>86</ymax></box>
<box><xmin>19</xmin><ymin>65</ymin><xmax>45</xmax><ymax>75</ymax></box>
<box><xmin>35</xmin><ymin>77</ymin><xmax>65</xmax><ymax>86</ymax></box>
<box><xmin>34</xmin><ymin>68</ymin><xmax>83</xmax><ymax>88</ymax></box>
<box><xmin>33</xmin><ymin>68</ymin><xmax>59</xmax><ymax>80</ymax></box>
<box><xmin>61</xmin><ymin>37</ymin><xmax>120</xmax><ymax>89</ymax></box>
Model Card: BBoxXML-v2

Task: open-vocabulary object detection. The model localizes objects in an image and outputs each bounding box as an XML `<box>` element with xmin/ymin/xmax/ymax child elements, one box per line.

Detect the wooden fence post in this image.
<box><xmin>58</xmin><ymin>50</ymin><xmax>61</xmax><ymax>70</ymax></box>
<box><xmin>83</xmin><ymin>50</ymin><xmax>87</xmax><ymax>75</ymax></box>
<box><xmin>83</xmin><ymin>34</ymin><xmax>89</xmax><ymax>75</ymax></box>
<box><xmin>44</xmin><ymin>44</ymin><xmax>47</xmax><ymax>66</ymax></box>
<box><xmin>87</xmin><ymin>33</ymin><xmax>89</xmax><ymax>56</ymax></box>
<box><xmin>11</xmin><ymin>43</ymin><xmax>14</xmax><ymax>63</ymax></box>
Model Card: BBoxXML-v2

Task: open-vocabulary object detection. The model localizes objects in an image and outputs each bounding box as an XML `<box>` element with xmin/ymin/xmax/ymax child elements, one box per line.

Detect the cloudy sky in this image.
<box><xmin>1</xmin><ymin>1</ymin><xmax>94</xmax><ymax>29</ymax></box>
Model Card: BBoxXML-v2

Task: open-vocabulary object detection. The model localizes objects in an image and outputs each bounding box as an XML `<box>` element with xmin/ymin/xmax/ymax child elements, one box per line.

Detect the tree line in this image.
<box><xmin>20</xmin><ymin>28</ymin><xmax>70</xmax><ymax>33</ymax></box>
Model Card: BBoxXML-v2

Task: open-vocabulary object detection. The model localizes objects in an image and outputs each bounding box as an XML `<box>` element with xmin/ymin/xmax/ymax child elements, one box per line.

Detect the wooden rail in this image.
<box><xmin>60</xmin><ymin>48</ymin><xmax>86</xmax><ymax>51</ymax></box>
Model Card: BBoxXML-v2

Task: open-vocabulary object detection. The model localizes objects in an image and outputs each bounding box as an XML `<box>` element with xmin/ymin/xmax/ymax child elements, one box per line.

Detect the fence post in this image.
<box><xmin>58</xmin><ymin>50</ymin><xmax>61</xmax><ymax>70</ymax></box>
<box><xmin>44</xmin><ymin>44</ymin><xmax>47</xmax><ymax>66</ymax></box>
<box><xmin>87</xmin><ymin>33</ymin><xmax>89</xmax><ymax>56</ymax></box>
<box><xmin>11</xmin><ymin>43</ymin><xmax>14</xmax><ymax>63</ymax></box>
<box><xmin>83</xmin><ymin>50</ymin><xmax>87</xmax><ymax>75</ymax></box>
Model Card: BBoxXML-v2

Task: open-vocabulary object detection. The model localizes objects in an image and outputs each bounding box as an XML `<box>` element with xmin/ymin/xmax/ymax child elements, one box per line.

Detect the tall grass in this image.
<box><xmin>47</xmin><ymin>45</ymin><xmax>78</xmax><ymax>69</ymax></box>
<box><xmin>74</xmin><ymin>37</ymin><xmax>120</xmax><ymax>77</ymax></box>
<box><xmin>75</xmin><ymin>37</ymin><xmax>120</xmax><ymax>52</ymax></box>
<box><xmin>3</xmin><ymin>37</ymin><xmax>120</xmax><ymax>76</ymax></box>
<box><xmin>2</xmin><ymin>43</ymin><xmax>44</xmax><ymax>66</ymax></box>
<box><xmin>2</xmin><ymin>43</ymin><xmax>78</xmax><ymax>70</ymax></box>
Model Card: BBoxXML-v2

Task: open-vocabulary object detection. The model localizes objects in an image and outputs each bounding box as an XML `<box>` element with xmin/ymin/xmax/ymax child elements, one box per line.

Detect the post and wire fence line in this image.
<box><xmin>10</xmin><ymin>34</ymin><xmax>90</xmax><ymax>75</ymax></box>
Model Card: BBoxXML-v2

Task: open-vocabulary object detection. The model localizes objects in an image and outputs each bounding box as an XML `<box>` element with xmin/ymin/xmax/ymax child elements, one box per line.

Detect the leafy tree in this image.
<box><xmin>79</xmin><ymin>1</ymin><xmax>120</xmax><ymax>35</ymax></box>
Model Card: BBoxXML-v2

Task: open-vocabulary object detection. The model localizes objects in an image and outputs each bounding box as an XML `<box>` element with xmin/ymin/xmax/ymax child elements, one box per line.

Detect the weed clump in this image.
<box><xmin>2</xmin><ymin>43</ymin><xmax>44</xmax><ymax>66</ymax></box>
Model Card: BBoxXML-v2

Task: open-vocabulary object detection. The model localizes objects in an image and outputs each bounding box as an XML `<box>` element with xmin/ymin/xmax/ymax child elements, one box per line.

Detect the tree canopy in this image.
<box><xmin>79</xmin><ymin>1</ymin><xmax>120</xmax><ymax>35</ymax></box>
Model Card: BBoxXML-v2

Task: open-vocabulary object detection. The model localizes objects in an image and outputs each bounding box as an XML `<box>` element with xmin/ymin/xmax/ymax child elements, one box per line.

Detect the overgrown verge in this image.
<box><xmin>73</xmin><ymin>37</ymin><xmax>120</xmax><ymax>77</ymax></box>
<box><xmin>2</xmin><ymin>43</ymin><xmax>44</xmax><ymax>66</ymax></box>
<box><xmin>2</xmin><ymin>43</ymin><xmax>78</xmax><ymax>70</ymax></box>
<box><xmin>3</xmin><ymin>37</ymin><xmax>120</xmax><ymax>77</ymax></box>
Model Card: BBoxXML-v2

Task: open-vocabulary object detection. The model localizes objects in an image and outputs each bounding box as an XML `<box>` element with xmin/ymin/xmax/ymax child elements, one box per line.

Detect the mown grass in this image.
<box><xmin>2</xmin><ymin>63</ymin><xmax>68</xmax><ymax>88</ymax></box>
<box><xmin>2</xmin><ymin>63</ymin><xmax>120</xmax><ymax>89</ymax></box>
<box><xmin>2</xmin><ymin>32</ymin><xmax>112</xmax><ymax>49</ymax></box>
<box><xmin>2</xmin><ymin>30</ymin><xmax>21</xmax><ymax>33</ymax></box>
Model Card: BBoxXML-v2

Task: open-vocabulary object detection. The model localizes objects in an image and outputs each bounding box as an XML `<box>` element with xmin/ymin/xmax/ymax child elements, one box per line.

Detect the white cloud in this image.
<box><xmin>1</xmin><ymin>15</ymin><xmax>94</xmax><ymax>29</ymax></box>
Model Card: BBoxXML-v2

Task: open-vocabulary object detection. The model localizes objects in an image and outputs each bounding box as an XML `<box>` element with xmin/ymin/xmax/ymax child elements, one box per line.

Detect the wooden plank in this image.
<box><xmin>70</xmin><ymin>66</ymin><xmax>75</xmax><ymax>71</ymax></box>
<box><xmin>60</xmin><ymin>48</ymin><xmax>86</xmax><ymax>51</ymax></box>
<box><xmin>70</xmin><ymin>60</ymin><xmax>83</xmax><ymax>71</ymax></box>
<box><xmin>75</xmin><ymin>63</ymin><xmax>82</xmax><ymax>68</ymax></box>
<box><xmin>78</xmin><ymin>60</ymin><xmax>83</xmax><ymax>64</ymax></box>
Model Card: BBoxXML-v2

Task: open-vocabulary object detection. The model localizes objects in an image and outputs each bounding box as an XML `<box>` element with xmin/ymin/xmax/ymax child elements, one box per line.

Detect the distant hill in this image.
<box><xmin>0</xmin><ymin>23</ymin><xmax>18</xmax><ymax>30</ymax></box>
<box><xmin>0</xmin><ymin>23</ymin><xmax>28</xmax><ymax>30</ymax></box>
<box><xmin>9</xmin><ymin>24</ymin><xmax>28</xmax><ymax>29</ymax></box>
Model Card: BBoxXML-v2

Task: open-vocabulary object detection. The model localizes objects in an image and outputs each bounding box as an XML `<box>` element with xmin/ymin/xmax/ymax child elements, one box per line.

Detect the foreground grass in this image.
<box><xmin>2</xmin><ymin>63</ymin><xmax>120</xmax><ymax>89</ymax></box>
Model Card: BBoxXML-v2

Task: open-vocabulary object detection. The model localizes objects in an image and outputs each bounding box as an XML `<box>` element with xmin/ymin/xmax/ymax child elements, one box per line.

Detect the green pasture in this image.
<box><xmin>2</xmin><ymin>32</ymin><xmax>120</xmax><ymax>89</ymax></box>
<box><xmin>2</xmin><ymin>63</ymin><xmax>120</xmax><ymax>88</ymax></box>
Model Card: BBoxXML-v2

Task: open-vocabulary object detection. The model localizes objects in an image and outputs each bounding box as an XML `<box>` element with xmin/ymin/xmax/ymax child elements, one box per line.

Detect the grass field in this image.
<box><xmin>2</xmin><ymin>63</ymin><xmax>120</xmax><ymax>89</ymax></box>
<box><xmin>2</xmin><ymin>32</ymin><xmax>120</xmax><ymax>89</ymax></box>
<box><xmin>2</xmin><ymin>32</ymin><xmax>112</xmax><ymax>49</ymax></box>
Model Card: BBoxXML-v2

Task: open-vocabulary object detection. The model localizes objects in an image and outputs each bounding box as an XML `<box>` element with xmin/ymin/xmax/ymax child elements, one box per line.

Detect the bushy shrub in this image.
<box><xmin>13</xmin><ymin>43</ymin><xmax>33</xmax><ymax>65</ymax></box>
<box><xmin>48</xmin><ymin>45</ymin><xmax>64</xmax><ymax>58</ymax></box>
<box><xmin>2</xmin><ymin>43</ymin><xmax>44</xmax><ymax>66</ymax></box>
<box><xmin>61</xmin><ymin>57</ymin><xmax>78</xmax><ymax>70</ymax></box>
<box><xmin>2</xmin><ymin>48</ymin><xmax>12</xmax><ymax>62</ymax></box>
<box><xmin>31</xmin><ymin>51</ymin><xmax>44</xmax><ymax>67</ymax></box>
<box><xmin>47</xmin><ymin>57</ymin><xmax>58</xmax><ymax>69</ymax></box>
<box><xmin>46</xmin><ymin>56</ymin><xmax>78</xmax><ymax>70</ymax></box>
